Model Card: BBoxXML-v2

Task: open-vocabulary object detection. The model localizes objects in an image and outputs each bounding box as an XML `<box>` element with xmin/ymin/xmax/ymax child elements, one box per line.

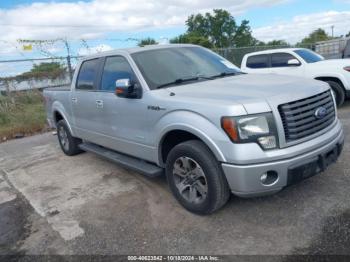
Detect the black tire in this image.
<box><xmin>165</xmin><ymin>140</ymin><xmax>230</xmax><ymax>215</ymax></box>
<box><xmin>326</xmin><ymin>80</ymin><xmax>345</xmax><ymax>107</ymax></box>
<box><xmin>56</xmin><ymin>119</ymin><xmax>83</xmax><ymax>156</ymax></box>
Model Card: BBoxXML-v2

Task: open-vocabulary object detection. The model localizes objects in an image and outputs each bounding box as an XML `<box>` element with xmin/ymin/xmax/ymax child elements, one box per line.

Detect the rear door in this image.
<box><xmin>270</xmin><ymin>52</ymin><xmax>304</xmax><ymax>76</ymax></box>
<box><xmin>71</xmin><ymin>58</ymin><xmax>104</xmax><ymax>141</ymax></box>
<box><xmin>244</xmin><ymin>54</ymin><xmax>270</xmax><ymax>74</ymax></box>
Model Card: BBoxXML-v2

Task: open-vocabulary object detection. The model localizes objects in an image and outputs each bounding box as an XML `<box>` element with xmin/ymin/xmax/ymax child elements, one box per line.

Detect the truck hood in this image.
<box><xmin>307</xmin><ymin>58</ymin><xmax>350</xmax><ymax>69</ymax></box>
<box><xmin>167</xmin><ymin>73</ymin><xmax>329</xmax><ymax>114</ymax></box>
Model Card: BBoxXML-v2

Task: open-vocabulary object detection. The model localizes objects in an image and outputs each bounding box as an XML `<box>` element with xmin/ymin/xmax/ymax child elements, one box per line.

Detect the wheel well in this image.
<box><xmin>314</xmin><ymin>77</ymin><xmax>346</xmax><ymax>92</ymax></box>
<box><xmin>54</xmin><ymin>111</ymin><xmax>64</xmax><ymax>125</ymax></box>
<box><xmin>160</xmin><ymin>130</ymin><xmax>200</xmax><ymax>165</ymax></box>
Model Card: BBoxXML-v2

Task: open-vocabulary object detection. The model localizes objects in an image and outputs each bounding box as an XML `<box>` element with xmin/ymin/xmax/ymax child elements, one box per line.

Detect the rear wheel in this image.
<box><xmin>165</xmin><ymin>140</ymin><xmax>230</xmax><ymax>215</ymax></box>
<box><xmin>326</xmin><ymin>80</ymin><xmax>345</xmax><ymax>107</ymax></box>
<box><xmin>57</xmin><ymin>119</ymin><xmax>83</xmax><ymax>156</ymax></box>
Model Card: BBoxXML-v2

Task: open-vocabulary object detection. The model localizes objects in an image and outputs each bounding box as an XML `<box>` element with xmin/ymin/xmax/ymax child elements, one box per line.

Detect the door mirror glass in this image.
<box><xmin>287</xmin><ymin>59</ymin><xmax>301</xmax><ymax>66</ymax></box>
<box><xmin>116</xmin><ymin>78</ymin><xmax>131</xmax><ymax>89</ymax></box>
<box><xmin>115</xmin><ymin>78</ymin><xmax>140</xmax><ymax>98</ymax></box>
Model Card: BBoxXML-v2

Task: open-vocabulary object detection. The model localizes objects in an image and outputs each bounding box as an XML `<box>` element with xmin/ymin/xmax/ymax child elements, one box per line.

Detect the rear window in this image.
<box><xmin>76</xmin><ymin>59</ymin><xmax>100</xmax><ymax>90</ymax></box>
<box><xmin>246</xmin><ymin>55</ymin><xmax>269</xmax><ymax>69</ymax></box>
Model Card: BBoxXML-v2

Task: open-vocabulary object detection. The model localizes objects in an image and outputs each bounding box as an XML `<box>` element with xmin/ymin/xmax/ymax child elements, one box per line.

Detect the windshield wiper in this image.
<box><xmin>209</xmin><ymin>71</ymin><xmax>241</xmax><ymax>79</ymax></box>
<box><xmin>155</xmin><ymin>73</ymin><xmax>239</xmax><ymax>89</ymax></box>
<box><xmin>156</xmin><ymin>76</ymin><xmax>204</xmax><ymax>89</ymax></box>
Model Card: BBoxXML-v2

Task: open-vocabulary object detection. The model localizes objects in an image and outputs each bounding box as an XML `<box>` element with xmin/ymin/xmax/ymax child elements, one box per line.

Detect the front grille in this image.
<box><xmin>278</xmin><ymin>90</ymin><xmax>335</xmax><ymax>142</ymax></box>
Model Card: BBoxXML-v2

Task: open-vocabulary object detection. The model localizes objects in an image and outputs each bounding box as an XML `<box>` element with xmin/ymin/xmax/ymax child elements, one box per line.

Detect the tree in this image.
<box><xmin>265</xmin><ymin>40</ymin><xmax>289</xmax><ymax>46</ymax></box>
<box><xmin>22</xmin><ymin>62</ymin><xmax>66</xmax><ymax>80</ymax></box>
<box><xmin>169</xmin><ymin>32</ymin><xmax>212</xmax><ymax>48</ymax></box>
<box><xmin>185</xmin><ymin>9</ymin><xmax>256</xmax><ymax>48</ymax></box>
<box><xmin>138</xmin><ymin>38</ymin><xmax>158</xmax><ymax>47</ymax></box>
<box><xmin>1</xmin><ymin>62</ymin><xmax>67</xmax><ymax>82</ymax></box>
<box><xmin>233</xmin><ymin>20</ymin><xmax>259</xmax><ymax>47</ymax></box>
<box><xmin>29</xmin><ymin>62</ymin><xmax>63</xmax><ymax>74</ymax></box>
<box><xmin>346</xmin><ymin>31</ymin><xmax>350</xmax><ymax>37</ymax></box>
<box><xmin>298</xmin><ymin>28</ymin><xmax>332</xmax><ymax>46</ymax></box>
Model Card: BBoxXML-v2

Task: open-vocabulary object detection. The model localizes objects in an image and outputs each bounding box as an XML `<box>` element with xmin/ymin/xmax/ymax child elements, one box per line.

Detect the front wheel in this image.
<box><xmin>56</xmin><ymin>120</ymin><xmax>83</xmax><ymax>156</ymax></box>
<box><xmin>326</xmin><ymin>80</ymin><xmax>345</xmax><ymax>107</ymax></box>
<box><xmin>165</xmin><ymin>140</ymin><xmax>230</xmax><ymax>215</ymax></box>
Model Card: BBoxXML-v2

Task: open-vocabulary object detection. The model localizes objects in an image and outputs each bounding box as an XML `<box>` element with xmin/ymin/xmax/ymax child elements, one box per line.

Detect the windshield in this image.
<box><xmin>131</xmin><ymin>46</ymin><xmax>241</xmax><ymax>90</ymax></box>
<box><xmin>294</xmin><ymin>49</ymin><xmax>324</xmax><ymax>63</ymax></box>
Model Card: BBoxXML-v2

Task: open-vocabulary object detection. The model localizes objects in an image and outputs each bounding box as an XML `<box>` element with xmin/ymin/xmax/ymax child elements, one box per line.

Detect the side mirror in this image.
<box><xmin>287</xmin><ymin>59</ymin><xmax>301</xmax><ymax>66</ymax></box>
<box><xmin>115</xmin><ymin>79</ymin><xmax>141</xmax><ymax>99</ymax></box>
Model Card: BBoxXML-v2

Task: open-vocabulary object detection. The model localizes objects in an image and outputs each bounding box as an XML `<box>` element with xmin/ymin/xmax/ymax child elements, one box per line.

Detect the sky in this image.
<box><xmin>0</xmin><ymin>0</ymin><xmax>350</xmax><ymax>76</ymax></box>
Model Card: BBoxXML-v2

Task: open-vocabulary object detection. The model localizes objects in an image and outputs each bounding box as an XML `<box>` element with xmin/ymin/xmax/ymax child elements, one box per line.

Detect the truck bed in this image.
<box><xmin>45</xmin><ymin>85</ymin><xmax>71</xmax><ymax>92</ymax></box>
<box><xmin>43</xmin><ymin>85</ymin><xmax>72</xmax><ymax>128</ymax></box>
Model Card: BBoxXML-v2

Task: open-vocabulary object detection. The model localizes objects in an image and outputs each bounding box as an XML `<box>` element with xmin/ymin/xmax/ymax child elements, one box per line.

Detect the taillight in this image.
<box><xmin>344</xmin><ymin>66</ymin><xmax>350</xmax><ymax>72</ymax></box>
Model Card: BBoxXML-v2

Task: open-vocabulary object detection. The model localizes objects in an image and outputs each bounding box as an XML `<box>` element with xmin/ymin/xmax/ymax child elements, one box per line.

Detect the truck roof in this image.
<box><xmin>243</xmin><ymin>48</ymin><xmax>305</xmax><ymax>57</ymax></box>
<box><xmin>80</xmin><ymin>44</ymin><xmax>199</xmax><ymax>61</ymax></box>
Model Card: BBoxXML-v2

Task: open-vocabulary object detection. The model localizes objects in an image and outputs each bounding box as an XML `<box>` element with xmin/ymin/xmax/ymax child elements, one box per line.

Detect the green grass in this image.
<box><xmin>0</xmin><ymin>91</ymin><xmax>47</xmax><ymax>140</ymax></box>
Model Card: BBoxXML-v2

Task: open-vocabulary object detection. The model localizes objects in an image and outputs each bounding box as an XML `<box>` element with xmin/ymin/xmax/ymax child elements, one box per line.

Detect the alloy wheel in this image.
<box><xmin>172</xmin><ymin>156</ymin><xmax>208</xmax><ymax>204</ymax></box>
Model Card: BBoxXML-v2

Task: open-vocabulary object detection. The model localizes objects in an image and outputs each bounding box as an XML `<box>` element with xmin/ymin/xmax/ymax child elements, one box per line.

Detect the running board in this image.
<box><xmin>79</xmin><ymin>142</ymin><xmax>163</xmax><ymax>178</ymax></box>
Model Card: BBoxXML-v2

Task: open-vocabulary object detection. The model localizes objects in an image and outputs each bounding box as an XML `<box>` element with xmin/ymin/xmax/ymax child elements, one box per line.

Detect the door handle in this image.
<box><xmin>96</xmin><ymin>100</ymin><xmax>104</xmax><ymax>108</ymax></box>
<box><xmin>71</xmin><ymin>97</ymin><xmax>78</xmax><ymax>103</ymax></box>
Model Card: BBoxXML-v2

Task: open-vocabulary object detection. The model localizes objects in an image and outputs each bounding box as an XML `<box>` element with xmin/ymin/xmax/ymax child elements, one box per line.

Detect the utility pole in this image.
<box><xmin>331</xmin><ymin>25</ymin><xmax>334</xmax><ymax>38</ymax></box>
<box><xmin>62</xmin><ymin>39</ymin><xmax>73</xmax><ymax>82</ymax></box>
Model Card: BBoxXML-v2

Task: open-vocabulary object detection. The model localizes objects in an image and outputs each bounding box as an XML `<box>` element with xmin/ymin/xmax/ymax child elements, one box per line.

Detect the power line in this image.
<box><xmin>0</xmin><ymin>38</ymin><xmax>144</xmax><ymax>43</ymax></box>
<box><xmin>0</xmin><ymin>56</ymin><xmax>82</xmax><ymax>63</ymax></box>
<box><xmin>0</xmin><ymin>24</ymin><xmax>120</xmax><ymax>28</ymax></box>
<box><xmin>0</xmin><ymin>23</ymin><xmax>168</xmax><ymax>28</ymax></box>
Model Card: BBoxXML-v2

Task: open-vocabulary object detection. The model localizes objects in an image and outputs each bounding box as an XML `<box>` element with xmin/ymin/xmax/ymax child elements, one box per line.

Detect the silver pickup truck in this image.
<box><xmin>44</xmin><ymin>44</ymin><xmax>344</xmax><ymax>214</ymax></box>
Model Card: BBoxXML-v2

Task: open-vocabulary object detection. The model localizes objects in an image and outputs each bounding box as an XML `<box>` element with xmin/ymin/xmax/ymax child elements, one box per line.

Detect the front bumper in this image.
<box><xmin>221</xmin><ymin>122</ymin><xmax>344</xmax><ymax>197</ymax></box>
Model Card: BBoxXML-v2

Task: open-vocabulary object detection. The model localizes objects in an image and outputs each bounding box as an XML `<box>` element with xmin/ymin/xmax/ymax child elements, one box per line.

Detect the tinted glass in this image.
<box><xmin>131</xmin><ymin>47</ymin><xmax>241</xmax><ymax>90</ymax></box>
<box><xmin>76</xmin><ymin>59</ymin><xmax>99</xmax><ymax>90</ymax></box>
<box><xmin>271</xmin><ymin>53</ymin><xmax>299</xmax><ymax>67</ymax></box>
<box><xmin>246</xmin><ymin>55</ymin><xmax>269</xmax><ymax>69</ymax></box>
<box><xmin>101</xmin><ymin>56</ymin><xmax>136</xmax><ymax>91</ymax></box>
<box><xmin>294</xmin><ymin>49</ymin><xmax>324</xmax><ymax>63</ymax></box>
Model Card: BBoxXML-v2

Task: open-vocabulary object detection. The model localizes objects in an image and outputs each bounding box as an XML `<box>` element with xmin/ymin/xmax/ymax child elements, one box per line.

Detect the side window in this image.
<box><xmin>246</xmin><ymin>55</ymin><xmax>269</xmax><ymax>69</ymax></box>
<box><xmin>271</xmin><ymin>53</ymin><xmax>299</xmax><ymax>67</ymax></box>
<box><xmin>76</xmin><ymin>59</ymin><xmax>99</xmax><ymax>90</ymax></box>
<box><xmin>101</xmin><ymin>56</ymin><xmax>137</xmax><ymax>92</ymax></box>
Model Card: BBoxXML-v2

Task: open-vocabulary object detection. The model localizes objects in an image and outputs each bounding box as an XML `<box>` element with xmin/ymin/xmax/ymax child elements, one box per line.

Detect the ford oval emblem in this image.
<box><xmin>315</xmin><ymin>106</ymin><xmax>327</xmax><ymax>119</ymax></box>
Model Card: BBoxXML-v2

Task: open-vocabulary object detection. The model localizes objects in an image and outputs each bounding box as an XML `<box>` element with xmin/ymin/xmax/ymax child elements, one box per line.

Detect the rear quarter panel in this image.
<box><xmin>43</xmin><ymin>88</ymin><xmax>74</xmax><ymax>134</ymax></box>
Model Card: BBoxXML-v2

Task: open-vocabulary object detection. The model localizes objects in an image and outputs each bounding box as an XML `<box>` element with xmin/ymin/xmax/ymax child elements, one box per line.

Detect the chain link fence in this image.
<box><xmin>0</xmin><ymin>41</ymin><xmax>344</xmax><ymax>95</ymax></box>
<box><xmin>0</xmin><ymin>56</ymin><xmax>81</xmax><ymax>94</ymax></box>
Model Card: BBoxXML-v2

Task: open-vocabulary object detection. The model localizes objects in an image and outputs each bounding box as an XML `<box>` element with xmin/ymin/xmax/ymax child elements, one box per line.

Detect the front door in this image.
<box><xmin>269</xmin><ymin>52</ymin><xmax>304</xmax><ymax>76</ymax></box>
<box><xmin>93</xmin><ymin>55</ymin><xmax>155</xmax><ymax>161</ymax></box>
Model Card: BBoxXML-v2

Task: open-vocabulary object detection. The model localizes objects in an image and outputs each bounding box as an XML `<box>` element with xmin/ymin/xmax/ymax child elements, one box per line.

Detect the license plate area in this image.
<box><xmin>287</xmin><ymin>144</ymin><xmax>342</xmax><ymax>186</ymax></box>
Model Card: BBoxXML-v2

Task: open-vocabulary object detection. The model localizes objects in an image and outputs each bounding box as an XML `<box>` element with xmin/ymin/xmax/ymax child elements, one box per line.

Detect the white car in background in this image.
<box><xmin>241</xmin><ymin>48</ymin><xmax>350</xmax><ymax>106</ymax></box>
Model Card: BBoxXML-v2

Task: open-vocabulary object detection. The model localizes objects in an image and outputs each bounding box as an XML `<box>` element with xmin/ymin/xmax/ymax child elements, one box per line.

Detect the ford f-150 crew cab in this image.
<box><xmin>44</xmin><ymin>44</ymin><xmax>344</xmax><ymax>214</ymax></box>
<box><xmin>241</xmin><ymin>48</ymin><xmax>350</xmax><ymax>107</ymax></box>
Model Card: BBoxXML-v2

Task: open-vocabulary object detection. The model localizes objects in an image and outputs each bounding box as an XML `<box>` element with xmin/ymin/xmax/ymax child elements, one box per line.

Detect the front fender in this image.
<box><xmin>154</xmin><ymin>110</ymin><xmax>229</xmax><ymax>165</ymax></box>
<box><xmin>313</xmin><ymin>73</ymin><xmax>350</xmax><ymax>90</ymax></box>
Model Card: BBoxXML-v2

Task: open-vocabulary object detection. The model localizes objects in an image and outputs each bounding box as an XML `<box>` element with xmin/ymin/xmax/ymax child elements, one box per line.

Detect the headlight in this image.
<box><xmin>221</xmin><ymin>113</ymin><xmax>278</xmax><ymax>150</ymax></box>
